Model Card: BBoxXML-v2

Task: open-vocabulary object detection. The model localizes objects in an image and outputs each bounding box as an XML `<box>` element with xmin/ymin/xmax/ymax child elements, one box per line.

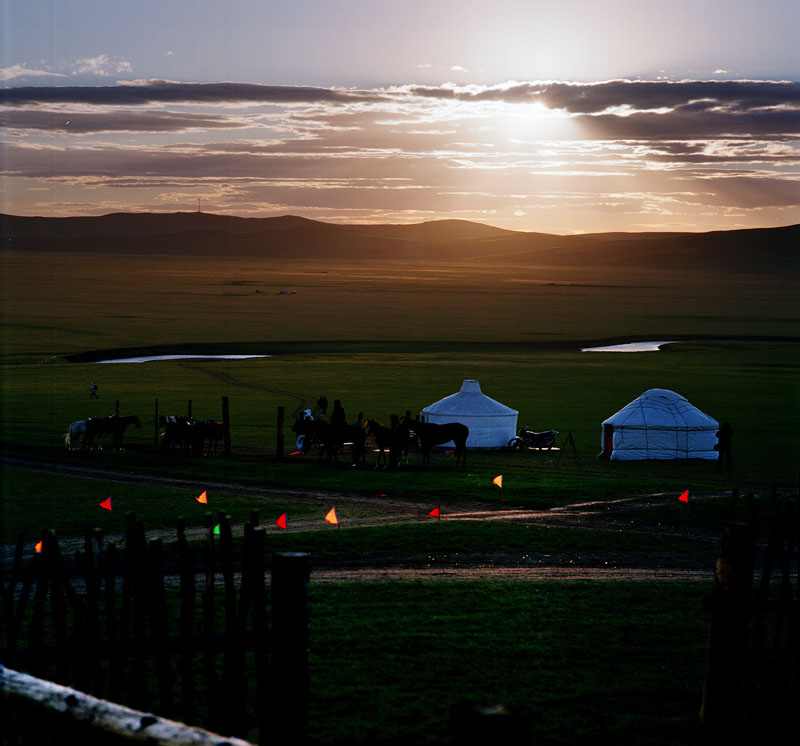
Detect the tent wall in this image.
<box><xmin>609</xmin><ymin>426</ymin><xmax>718</xmax><ymax>460</ymax></box>
<box><xmin>420</xmin><ymin>412</ymin><xmax>517</xmax><ymax>449</ymax></box>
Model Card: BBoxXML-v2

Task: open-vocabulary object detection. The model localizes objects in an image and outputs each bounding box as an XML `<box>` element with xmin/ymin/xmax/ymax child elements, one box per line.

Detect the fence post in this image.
<box><xmin>270</xmin><ymin>552</ymin><xmax>310</xmax><ymax>746</ymax></box>
<box><xmin>222</xmin><ymin>396</ymin><xmax>231</xmax><ymax>457</ymax></box>
<box><xmin>700</xmin><ymin>520</ymin><xmax>755</xmax><ymax>737</ymax></box>
<box><xmin>115</xmin><ymin>399</ymin><xmax>120</xmax><ymax>416</ymax></box>
<box><xmin>154</xmin><ymin>398</ymin><xmax>160</xmax><ymax>449</ymax></box>
<box><xmin>188</xmin><ymin>399</ymin><xmax>192</xmax><ymax>419</ymax></box>
<box><xmin>276</xmin><ymin>406</ymin><xmax>285</xmax><ymax>460</ymax></box>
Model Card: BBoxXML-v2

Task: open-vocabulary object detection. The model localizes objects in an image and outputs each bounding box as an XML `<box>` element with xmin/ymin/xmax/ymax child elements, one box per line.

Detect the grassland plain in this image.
<box><xmin>1</xmin><ymin>248</ymin><xmax>798</xmax><ymax>744</ymax></box>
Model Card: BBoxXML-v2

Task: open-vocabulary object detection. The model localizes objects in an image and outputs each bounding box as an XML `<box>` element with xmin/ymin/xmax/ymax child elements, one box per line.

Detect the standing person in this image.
<box><xmin>90</xmin><ymin>381</ymin><xmax>99</xmax><ymax>399</ymax></box>
<box><xmin>330</xmin><ymin>400</ymin><xmax>346</xmax><ymax>432</ymax></box>
<box><xmin>317</xmin><ymin>395</ymin><xmax>328</xmax><ymax>417</ymax></box>
<box><xmin>296</xmin><ymin>408</ymin><xmax>314</xmax><ymax>453</ymax></box>
<box><xmin>716</xmin><ymin>422</ymin><xmax>733</xmax><ymax>470</ymax></box>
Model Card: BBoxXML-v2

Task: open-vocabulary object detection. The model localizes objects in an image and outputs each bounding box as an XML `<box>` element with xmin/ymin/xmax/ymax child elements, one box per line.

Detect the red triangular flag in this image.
<box><xmin>195</xmin><ymin>490</ymin><xmax>208</xmax><ymax>504</ymax></box>
<box><xmin>679</xmin><ymin>489</ymin><xmax>689</xmax><ymax>503</ymax></box>
<box><xmin>325</xmin><ymin>507</ymin><xmax>339</xmax><ymax>525</ymax></box>
<box><xmin>99</xmin><ymin>497</ymin><xmax>113</xmax><ymax>511</ymax></box>
<box><xmin>428</xmin><ymin>506</ymin><xmax>440</xmax><ymax>518</ymax></box>
<box><xmin>34</xmin><ymin>540</ymin><xmax>43</xmax><ymax>553</ymax></box>
<box><xmin>276</xmin><ymin>513</ymin><xmax>288</xmax><ymax>529</ymax></box>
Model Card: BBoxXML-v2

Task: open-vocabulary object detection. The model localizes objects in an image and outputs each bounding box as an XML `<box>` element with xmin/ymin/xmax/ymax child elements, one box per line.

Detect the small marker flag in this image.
<box><xmin>99</xmin><ymin>497</ymin><xmax>113</xmax><ymax>511</ymax></box>
<box><xmin>276</xmin><ymin>513</ymin><xmax>288</xmax><ymax>530</ymax></box>
<box><xmin>325</xmin><ymin>507</ymin><xmax>339</xmax><ymax>525</ymax></box>
<box><xmin>213</xmin><ymin>524</ymin><xmax>221</xmax><ymax>535</ymax></box>
<box><xmin>34</xmin><ymin>540</ymin><xmax>43</xmax><ymax>553</ymax></box>
<box><xmin>289</xmin><ymin>451</ymin><xmax>301</xmax><ymax>456</ymax></box>
<box><xmin>195</xmin><ymin>491</ymin><xmax>208</xmax><ymax>504</ymax></box>
<box><xmin>679</xmin><ymin>489</ymin><xmax>689</xmax><ymax>503</ymax></box>
<box><xmin>428</xmin><ymin>506</ymin><xmax>440</xmax><ymax>518</ymax></box>
<box><xmin>493</xmin><ymin>475</ymin><xmax>503</xmax><ymax>488</ymax></box>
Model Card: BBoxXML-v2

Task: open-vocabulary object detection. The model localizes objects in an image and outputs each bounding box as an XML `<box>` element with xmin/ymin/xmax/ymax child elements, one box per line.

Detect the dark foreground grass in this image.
<box><xmin>306</xmin><ymin>581</ymin><xmax>709</xmax><ymax>745</ymax></box>
<box><xmin>0</xmin><ymin>464</ymin><xmax>727</xmax><ymax>565</ymax></box>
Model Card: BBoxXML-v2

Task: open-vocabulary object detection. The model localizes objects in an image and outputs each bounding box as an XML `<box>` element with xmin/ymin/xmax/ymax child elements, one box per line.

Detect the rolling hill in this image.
<box><xmin>1</xmin><ymin>211</ymin><xmax>797</xmax><ymax>274</ymax></box>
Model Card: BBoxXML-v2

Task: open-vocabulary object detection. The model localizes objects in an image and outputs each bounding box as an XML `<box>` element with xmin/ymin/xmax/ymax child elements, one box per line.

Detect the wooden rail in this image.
<box><xmin>1</xmin><ymin>666</ymin><xmax>256</xmax><ymax>746</ymax></box>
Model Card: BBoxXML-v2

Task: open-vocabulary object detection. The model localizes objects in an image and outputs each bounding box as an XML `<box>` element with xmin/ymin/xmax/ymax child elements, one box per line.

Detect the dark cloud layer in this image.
<box><xmin>1</xmin><ymin>81</ymin><xmax>385</xmax><ymax>107</ymax></box>
<box><xmin>407</xmin><ymin>79</ymin><xmax>800</xmax><ymax>113</ymax></box>
<box><xmin>0</xmin><ymin>108</ymin><xmax>249</xmax><ymax>133</ymax></box>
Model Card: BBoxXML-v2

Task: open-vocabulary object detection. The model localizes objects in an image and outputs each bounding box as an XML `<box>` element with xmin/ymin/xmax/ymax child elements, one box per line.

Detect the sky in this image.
<box><xmin>1</xmin><ymin>0</ymin><xmax>798</xmax><ymax>233</ymax></box>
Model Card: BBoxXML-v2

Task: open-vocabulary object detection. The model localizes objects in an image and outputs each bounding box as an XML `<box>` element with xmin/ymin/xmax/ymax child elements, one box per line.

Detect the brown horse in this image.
<box><xmin>86</xmin><ymin>414</ymin><xmax>141</xmax><ymax>450</ymax></box>
<box><xmin>401</xmin><ymin>418</ymin><xmax>468</xmax><ymax>467</ymax></box>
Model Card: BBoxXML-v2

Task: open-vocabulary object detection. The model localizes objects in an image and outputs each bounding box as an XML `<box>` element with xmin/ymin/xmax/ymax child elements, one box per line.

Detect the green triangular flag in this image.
<box><xmin>213</xmin><ymin>523</ymin><xmax>220</xmax><ymax>535</ymax></box>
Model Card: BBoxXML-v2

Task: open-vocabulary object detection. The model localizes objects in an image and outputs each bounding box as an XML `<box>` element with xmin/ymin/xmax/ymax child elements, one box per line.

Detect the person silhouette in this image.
<box><xmin>90</xmin><ymin>382</ymin><xmax>99</xmax><ymax>399</ymax></box>
<box><xmin>716</xmin><ymin>422</ymin><xmax>733</xmax><ymax>470</ymax></box>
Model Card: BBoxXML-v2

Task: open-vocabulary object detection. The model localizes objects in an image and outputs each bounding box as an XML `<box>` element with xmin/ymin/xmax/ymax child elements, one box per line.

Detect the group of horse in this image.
<box><xmin>64</xmin><ymin>414</ymin><xmax>224</xmax><ymax>456</ymax></box>
<box><xmin>64</xmin><ymin>414</ymin><xmax>141</xmax><ymax>451</ymax></box>
<box><xmin>292</xmin><ymin>413</ymin><xmax>469</xmax><ymax>468</ymax></box>
<box><xmin>159</xmin><ymin>415</ymin><xmax>225</xmax><ymax>456</ymax></box>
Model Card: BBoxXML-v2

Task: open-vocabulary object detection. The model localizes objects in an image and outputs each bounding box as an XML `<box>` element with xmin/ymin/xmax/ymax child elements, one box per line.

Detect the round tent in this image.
<box><xmin>420</xmin><ymin>379</ymin><xmax>518</xmax><ymax>450</ymax></box>
<box><xmin>600</xmin><ymin>388</ymin><xmax>719</xmax><ymax>460</ymax></box>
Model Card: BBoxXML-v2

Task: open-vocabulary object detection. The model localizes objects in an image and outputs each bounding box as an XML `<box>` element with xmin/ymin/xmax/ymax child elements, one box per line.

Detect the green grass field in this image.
<box><xmin>1</xmin><ymin>249</ymin><xmax>798</xmax><ymax>546</ymax></box>
<box><xmin>1</xmin><ymin>248</ymin><xmax>798</xmax><ymax>744</ymax></box>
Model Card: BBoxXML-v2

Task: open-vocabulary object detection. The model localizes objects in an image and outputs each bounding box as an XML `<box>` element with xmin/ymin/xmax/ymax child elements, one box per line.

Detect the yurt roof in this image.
<box><xmin>603</xmin><ymin>388</ymin><xmax>718</xmax><ymax>430</ymax></box>
<box><xmin>422</xmin><ymin>379</ymin><xmax>518</xmax><ymax>417</ymax></box>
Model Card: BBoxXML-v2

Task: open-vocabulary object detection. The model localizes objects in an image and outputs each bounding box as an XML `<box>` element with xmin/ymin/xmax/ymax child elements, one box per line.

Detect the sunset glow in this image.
<box><xmin>2</xmin><ymin>1</ymin><xmax>798</xmax><ymax>233</ymax></box>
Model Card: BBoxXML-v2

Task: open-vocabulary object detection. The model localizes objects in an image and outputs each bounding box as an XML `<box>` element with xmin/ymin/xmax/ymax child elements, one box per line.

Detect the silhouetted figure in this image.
<box><xmin>89</xmin><ymin>381</ymin><xmax>99</xmax><ymax>399</ymax></box>
<box><xmin>317</xmin><ymin>395</ymin><xmax>328</xmax><ymax>417</ymax></box>
<box><xmin>353</xmin><ymin>411</ymin><xmax>364</xmax><ymax>427</ymax></box>
<box><xmin>330</xmin><ymin>400</ymin><xmax>346</xmax><ymax>433</ymax></box>
<box><xmin>296</xmin><ymin>408</ymin><xmax>314</xmax><ymax>453</ymax></box>
<box><xmin>716</xmin><ymin>422</ymin><xmax>733</xmax><ymax>470</ymax></box>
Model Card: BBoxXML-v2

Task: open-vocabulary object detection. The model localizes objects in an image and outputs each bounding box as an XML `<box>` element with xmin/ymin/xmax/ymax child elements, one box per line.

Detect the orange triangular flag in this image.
<box><xmin>493</xmin><ymin>475</ymin><xmax>503</xmax><ymax>488</ymax></box>
<box><xmin>276</xmin><ymin>513</ymin><xmax>288</xmax><ymax>529</ymax></box>
<box><xmin>325</xmin><ymin>507</ymin><xmax>338</xmax><ymax>525</ymax></box>
<box><xmin>99</xmin><ymin>497</ymin><xmax>113</xmax><ymax>511</ymax></box>
<box><xmin>34</xmin><ymin>540</ymin><xmax>43</xmax><ymax>553</ymax></box>
<box><xmin>428</xmin><ymin>506</ymin><xmax>440</xmax><ymax>518</ymax></box>
<box><xmin>679</xmin><ymin>489</ymin><xmax>689</xmax><ymax>503</ymax></box>
<box><xmin>195</xmin><ymin>490</ymin><xmax>208</xmax><ymax>504</ymax></box>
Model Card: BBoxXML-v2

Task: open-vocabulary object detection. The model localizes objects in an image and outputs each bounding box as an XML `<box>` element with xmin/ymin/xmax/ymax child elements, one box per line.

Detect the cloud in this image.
<box><xmin>0</xmin><ymin>65</ymin><xmax>67</xmax><ymax>81</ymax></box>
<box><xmin>3</xmin><ymin>78</ymin><xmax>798</xmax><ymax>231</ymax></box>
<box><xmin>73</xmin><ymin>55</ymin><xmax>133</xmax><ymax>77</ymax></box>
<box><xmin>404</xmin><ymin>79</ymin><xmax>800</xmax><ymax>113</ymax></box>
<box><xmin>1</xmin><ymin>80</ymin><xmax>387</xmax><ymax>107</ymax></box>
<box><xmin>0</xmin><ymin>108</ymin><xmax>253</xmax><ymax>134</ymax></box>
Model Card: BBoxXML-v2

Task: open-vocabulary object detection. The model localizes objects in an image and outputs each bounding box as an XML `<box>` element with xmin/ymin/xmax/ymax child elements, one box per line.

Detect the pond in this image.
<box><xmin>96</xmin><ymin>354</ymin><xmax>271</xmax><ymax>364</ymax></box>
<box><xmin>581</xmin><ymin>341</ymin><xmax>677</xmax><ymax>353</ymax></box>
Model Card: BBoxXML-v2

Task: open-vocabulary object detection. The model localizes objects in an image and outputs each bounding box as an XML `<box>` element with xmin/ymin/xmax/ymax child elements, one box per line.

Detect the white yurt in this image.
<box><xmin>420</xmin><ymin>379</ymin><xmax>518</xmax><ymax>450</ymax></box>
<box><xmin>600</xmin><ymin>388</ymin><xmax>719</xmax><ymax>460</ymax></box>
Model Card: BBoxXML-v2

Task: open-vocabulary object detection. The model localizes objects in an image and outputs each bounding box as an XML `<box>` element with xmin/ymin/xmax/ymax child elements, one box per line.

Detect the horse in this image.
<box><xmin>65</xmin><ymin>420</ymin><xmax>87</xmax><ymax>450</ymax></box>
<box><xmin>401</xmin><ymin>418</ymin><xmax>469</xmax><ymax>467</ymax></box>
<box><xmin>365</xmin><ymin>418</ymin><xmax>410</xmax><ymax>469</ymax></box>
<box><xmin>292</xmin><ymin>418</ymin><xmax>366</xmax><ymax>466</ymax></box>
<box><xmin>192</xmin><ymin>420</ymin><xmax>225</xmax><ymax>456</ymax></box>
<box><xmin>86</xmin><ymin>414</ymin><xmax>141</xmax><ymax>450</ymax></box>
<box><xmin>160</xmin><ymin>415</ymin><xmax>195</xmax><ymax>451</ymax></box>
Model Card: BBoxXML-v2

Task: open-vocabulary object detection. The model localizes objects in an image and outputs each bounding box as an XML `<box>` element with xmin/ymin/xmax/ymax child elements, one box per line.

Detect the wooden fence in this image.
<box><xmin>0</xmin><ymin>513</ymin><xmax>310</xmax><ymax>745</ymax></box>
<box><xmin>702</xmin><ymin>488</ymin><xmax>799</xmax><ymax>741</ymax></box>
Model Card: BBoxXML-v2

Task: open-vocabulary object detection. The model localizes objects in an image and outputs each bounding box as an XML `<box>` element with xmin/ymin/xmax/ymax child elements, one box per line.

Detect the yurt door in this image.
<box><xmin>602</xmin><ymin>424</ymin><xmax>614</xmax><ymax>459</ymax></box>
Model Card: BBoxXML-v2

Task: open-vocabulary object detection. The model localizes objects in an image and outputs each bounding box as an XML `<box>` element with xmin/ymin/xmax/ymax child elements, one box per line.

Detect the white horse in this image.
<box><xmin>65</xmin><ymin>420</ymin><xmax>87</xmax><ymax>450</ymax></box>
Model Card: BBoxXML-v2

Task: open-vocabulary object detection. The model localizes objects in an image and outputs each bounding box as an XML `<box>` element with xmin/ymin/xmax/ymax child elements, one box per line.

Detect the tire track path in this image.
<box><xmin>1</xmin><ymin>456</ymin><xmax>720</xmax><ymax>582</ymax></box>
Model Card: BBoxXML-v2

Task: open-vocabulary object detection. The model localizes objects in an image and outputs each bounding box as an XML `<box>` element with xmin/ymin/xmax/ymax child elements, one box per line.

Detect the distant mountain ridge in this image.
<box><xmin>1</xmin><ymin>211</ymin><xmax>797</xmax><ymax>274</ymax></box>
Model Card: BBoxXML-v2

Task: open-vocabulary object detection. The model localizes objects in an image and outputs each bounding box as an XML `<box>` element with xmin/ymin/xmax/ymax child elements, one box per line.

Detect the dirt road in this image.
<box><xmin>1</xmin><ymin>456</ymin><xmax>721</xmax><ymax>582</ymax></box>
